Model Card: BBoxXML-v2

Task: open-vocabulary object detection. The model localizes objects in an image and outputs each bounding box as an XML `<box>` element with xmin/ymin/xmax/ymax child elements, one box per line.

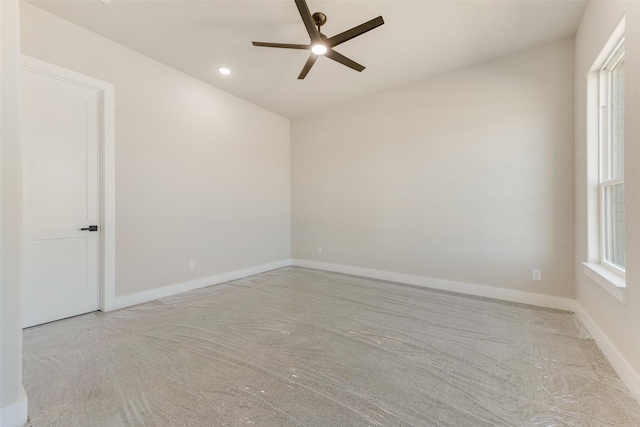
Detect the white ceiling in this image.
<box><xmin>28</xmin><ymin>0</ymin><xmax>587</xmax><ymax>118</ymax></box>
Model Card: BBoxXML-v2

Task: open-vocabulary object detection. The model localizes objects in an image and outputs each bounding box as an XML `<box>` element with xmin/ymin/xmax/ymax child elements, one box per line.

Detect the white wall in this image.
<box><xmin>292</xmin><ymin>39</ymin><xmax>575</xmax><ymax>300</ymax></box>
<box><xmin>20</xmin><ymin>3</ymin><xmax>291</xmax><ymax>298</ymax></box>
<box><xmin>0</xmin><ymin>1</ymin><xmax>28</xmax><ymax>425</ymax></box>
<box><xmin>575</xmin><ymin>1</ymin><xmax>640</xmax><ymax>393</ymax></box>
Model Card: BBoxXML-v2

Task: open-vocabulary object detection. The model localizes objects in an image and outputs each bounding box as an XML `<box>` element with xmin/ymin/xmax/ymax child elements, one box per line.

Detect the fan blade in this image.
<box><xmin>325</xmin><ymin>49</ymin><xmax>365</xmax><ymax>72</ymax></box>
<box><xmin>252</xmin><ymin>41</ymin><xmax>310</xmax><ymax>50</ymax></box>
<box><xmin>298</xmin><ymin>54</ymin><xmax>319</xmax><ymax>79</ymax></box>
<box><xmin>295</xmin><ymin>0</ymin><xmax>320</xmax><ymax>42</ymax></box>
<box><xmin>327</xmin><ymin>16</ymin><xmax>384</xmax><ymax>48</ymax></box>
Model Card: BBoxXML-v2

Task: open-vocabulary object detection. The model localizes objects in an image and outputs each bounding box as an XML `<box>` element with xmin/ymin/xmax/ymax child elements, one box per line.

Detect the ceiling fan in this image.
<box><xmin>252</xmin><ymin>0</ymin><xmax>384</xmax><ymax>79</ymax></box>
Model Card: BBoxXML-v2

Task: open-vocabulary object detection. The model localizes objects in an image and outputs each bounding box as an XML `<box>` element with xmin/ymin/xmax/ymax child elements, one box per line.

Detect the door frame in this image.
<box><xmin>21</xmin><ymin>55</ymin><xmax>116</xmax><ymax>313</ymax></box>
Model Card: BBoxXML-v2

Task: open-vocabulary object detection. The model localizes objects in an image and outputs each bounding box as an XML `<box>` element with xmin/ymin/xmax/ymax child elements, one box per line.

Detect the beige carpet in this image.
<box><xmin>23</xmin><ymin>267</ymin><xmax>640</xmax><ymax>426</ymax></box>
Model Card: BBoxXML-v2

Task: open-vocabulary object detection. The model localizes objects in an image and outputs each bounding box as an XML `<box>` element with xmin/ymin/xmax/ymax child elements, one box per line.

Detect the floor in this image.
<box><xmin>23</xmin><ymin>267</ymin><xmax>640</xmax><ymax>426</ymax></box>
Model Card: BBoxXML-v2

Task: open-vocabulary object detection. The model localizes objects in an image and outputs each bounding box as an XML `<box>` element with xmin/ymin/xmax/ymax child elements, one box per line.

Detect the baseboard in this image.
<box><xmin>112</xmin><ymin>259</ymin><xmax>292</xmax><ymax>310</ymax></box>
<box><xmin>292</xmin><ymin>259</ymin><xmax>575</xmax><ymax>311</ymax></box>
<box><xmin>574</xmin><ymin>302</ymin><xmax>640</xmax><ymax>401</ymax></box>
<box><xmin>0</xmin><ymin>385</ymin><xmax>28</xmax><ymax>427</ymax></box>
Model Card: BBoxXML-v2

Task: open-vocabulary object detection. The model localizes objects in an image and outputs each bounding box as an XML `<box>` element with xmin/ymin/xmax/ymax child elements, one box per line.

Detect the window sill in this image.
<box><xmin>582</xmin><ymin>262</ymin><xmax>626</xmax><ymax>304</ymax></box>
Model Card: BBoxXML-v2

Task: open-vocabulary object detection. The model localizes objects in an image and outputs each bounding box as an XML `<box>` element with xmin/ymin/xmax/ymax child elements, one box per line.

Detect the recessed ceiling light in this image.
<box><xmin>218</xmin><ymin>67</ymin><xmax>231</xmax><ymax>75</ymax></box>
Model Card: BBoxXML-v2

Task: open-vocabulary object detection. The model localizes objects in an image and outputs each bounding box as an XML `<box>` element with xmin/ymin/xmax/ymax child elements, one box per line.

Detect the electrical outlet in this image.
<box><xmin>317</xmin><ymin>246</ymin><xmax>323</xmax><ymax>254</ymax></box>
<box><xmin>189</xmin><ymin>260</ymin><xmax>196</xmax><ymax>270</ymax></box>
<box><xmin>532</xmin><ymin>269</ymin><xmax>541</xmax><ymax>281</ymax></box>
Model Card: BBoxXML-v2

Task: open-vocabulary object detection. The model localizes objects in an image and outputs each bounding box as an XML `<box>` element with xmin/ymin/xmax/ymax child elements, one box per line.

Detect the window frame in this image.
<box><xmin>597</xmin><ymin>38</ymin><xmax>625</xmax><ymax>274</ymax></box>
<box><xmin>583</xmin><ymin>18</ymin><xmax>626</xmax><ymax>304</ymax></box>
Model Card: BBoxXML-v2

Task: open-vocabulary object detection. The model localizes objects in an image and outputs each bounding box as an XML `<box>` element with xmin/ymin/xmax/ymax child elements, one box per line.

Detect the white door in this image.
<box><xmin>22</xmin><ymin>68</ymin><xmax>101</xmax><ymax>328</ymax></box>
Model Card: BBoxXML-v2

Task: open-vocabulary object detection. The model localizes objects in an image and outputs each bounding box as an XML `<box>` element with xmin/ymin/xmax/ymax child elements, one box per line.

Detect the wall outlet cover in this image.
<box><xmin>532</xmin><ymin>269</ymin><xmax>542</xmax><ymax>281</ymax></box>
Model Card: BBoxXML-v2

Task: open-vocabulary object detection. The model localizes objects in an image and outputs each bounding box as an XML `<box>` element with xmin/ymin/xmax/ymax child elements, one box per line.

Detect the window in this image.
<box><xmin>583</xmin><ymin>20</ymin><xmax>626</xmax><ymax>304</ymax></box>
<box><xmin>598</xmin><ymin>38</ymin><xmax>625</xmax><ymax>272</ymax></box>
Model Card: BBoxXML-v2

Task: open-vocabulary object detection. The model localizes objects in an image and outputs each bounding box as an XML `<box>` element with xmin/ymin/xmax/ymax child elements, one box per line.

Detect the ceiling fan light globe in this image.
<box><xmin>311</xmin><ymin>44</ymin><xmax>327</xmax><ymax>55</ymax></box>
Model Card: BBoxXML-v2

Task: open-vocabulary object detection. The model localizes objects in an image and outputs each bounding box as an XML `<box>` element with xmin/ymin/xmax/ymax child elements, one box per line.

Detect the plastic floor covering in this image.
<box><xmin>23</xmin><ymin>267</ymin><xmax>640</xmax><ymax>426</ymax></box>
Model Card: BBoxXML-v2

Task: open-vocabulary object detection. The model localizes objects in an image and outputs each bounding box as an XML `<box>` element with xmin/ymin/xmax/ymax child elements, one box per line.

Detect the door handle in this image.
<box><xmin>80</xmin><ymin>225</ymin><xmax>98</xmax><ymax>232</ymax></box>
